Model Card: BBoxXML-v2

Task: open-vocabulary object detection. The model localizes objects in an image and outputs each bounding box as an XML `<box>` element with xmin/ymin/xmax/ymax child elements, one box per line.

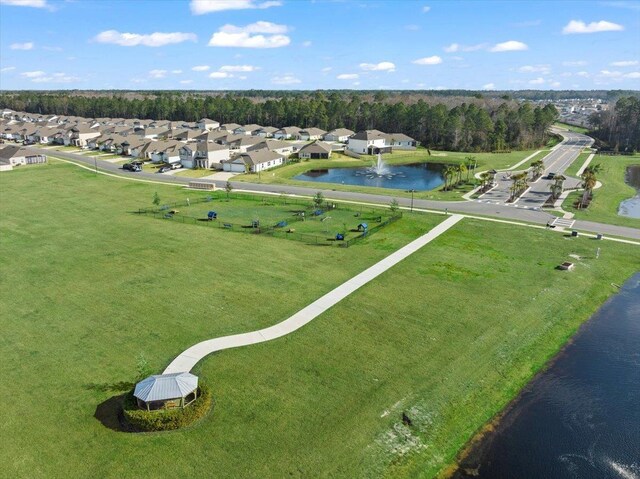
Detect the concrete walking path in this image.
<box><xmin>163</xmin><ymin>214</ymin><xmax>464</xmax><ymax>374</ymax></box>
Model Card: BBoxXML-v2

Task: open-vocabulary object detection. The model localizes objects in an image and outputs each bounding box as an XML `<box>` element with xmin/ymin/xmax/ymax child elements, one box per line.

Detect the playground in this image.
<box><xmin>138</xmin><ymin>192</ymin><xmax>399</xmax><ymax>246</ymax></box>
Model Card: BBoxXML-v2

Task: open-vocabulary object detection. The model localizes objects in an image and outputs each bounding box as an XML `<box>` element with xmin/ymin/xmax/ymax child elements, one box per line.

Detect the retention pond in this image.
<box><xmin>453</xmin><ymin>273</ymin><xmax>640</xmax><ymax>479</ymax></box>
<box><xmin>618</xmin><ymin>165</ymin><xmax>640</xmax><ymax>218</ymax></box>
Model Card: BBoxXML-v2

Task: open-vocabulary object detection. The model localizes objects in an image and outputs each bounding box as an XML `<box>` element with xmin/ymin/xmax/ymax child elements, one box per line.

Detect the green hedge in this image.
<box><xmin>122</xmin><ymin>384</ymin><xmax>213</xmax><ymax>431</ymax></box>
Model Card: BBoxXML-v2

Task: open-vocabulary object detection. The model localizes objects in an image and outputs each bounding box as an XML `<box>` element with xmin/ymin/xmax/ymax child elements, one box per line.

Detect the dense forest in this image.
<box><xmin>588</xmin><ymin>96</ymin><xmax>640</xmax><ymax>152</ymax></box>
<box><xmin>0</xmin><ymin>91</ymin><xmax>559</xmax><ymax>151</ymax></box>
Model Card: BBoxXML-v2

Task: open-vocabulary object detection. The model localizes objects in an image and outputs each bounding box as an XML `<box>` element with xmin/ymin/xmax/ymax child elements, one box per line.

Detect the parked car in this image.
<box><xmin>547</xmin><ymin>172</ymin><xmax>557</xmax><ymax>179</ymax></box>
<box><xmin>123</xmin><ymin>163</ymin><xmax>142</xmax><ymax>172</ymax></box>
<box><xmin>158</xmin><ymin>166</ymin><xmax>171</xmax><ymax>173</ymax></box>
<box><xmin>170</xmin><ymin>163</ymin><xmax>182</xmax><ymax>170</ymax></box>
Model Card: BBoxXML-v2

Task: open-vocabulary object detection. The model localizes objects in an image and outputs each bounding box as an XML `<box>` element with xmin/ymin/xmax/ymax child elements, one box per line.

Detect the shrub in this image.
<box><xmin>122</xmin><ymin>383</ymin><xmax>213</xmax><ymax>432</ymax></box>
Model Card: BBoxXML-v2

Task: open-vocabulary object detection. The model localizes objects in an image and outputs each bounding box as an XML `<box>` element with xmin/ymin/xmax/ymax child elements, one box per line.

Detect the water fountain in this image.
<box><xmin>369</xmin><ymin>153</ymin><xmax>390</xmax><ymax>176</ymax></box>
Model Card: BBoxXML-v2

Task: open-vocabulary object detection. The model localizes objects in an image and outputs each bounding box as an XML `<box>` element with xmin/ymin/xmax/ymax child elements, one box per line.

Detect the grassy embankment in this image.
<box><xmin>554</xmin><ymin>122</ymin><xmax>589</xmax><ymax>134</ymax></box>
<box><xmin>562</xmin><ymin>153</ymin><xmax>640</xmax><ymax>228</ymax></box>
<box><xmin>1</xmin><ymin>160</ymin><xmax>638</xmax><ymax>478</ymax></box>
<box><xmin>233</xmin><ymin>148</ymin><xmax>546</xmax><ymax>201</ymax></box>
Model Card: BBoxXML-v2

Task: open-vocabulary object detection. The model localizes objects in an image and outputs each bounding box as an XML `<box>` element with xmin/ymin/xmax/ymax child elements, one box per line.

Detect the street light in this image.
<box><xmin>406</xmin><ymin>189</ymin><xmax>416</xmax><ymax>212</ymax></box>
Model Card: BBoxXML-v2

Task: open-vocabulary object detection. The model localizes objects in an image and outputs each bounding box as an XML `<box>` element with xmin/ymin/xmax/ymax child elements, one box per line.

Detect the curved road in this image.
<box><xmin>29</xmin><ymin>134</ymin><xmax>640</xmax><ymax>241</ymax></box>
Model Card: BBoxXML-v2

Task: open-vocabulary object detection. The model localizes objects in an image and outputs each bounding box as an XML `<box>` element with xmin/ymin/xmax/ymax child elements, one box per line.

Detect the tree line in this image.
<box><xmin>588</xmin><ymin>96</ymin><xmax>640</xmax><ymax>152</ymax></box>
<box><xmin>0</xmin><ymin>92</ymin><xmax>558</xmax><ymax>152</ymax></box>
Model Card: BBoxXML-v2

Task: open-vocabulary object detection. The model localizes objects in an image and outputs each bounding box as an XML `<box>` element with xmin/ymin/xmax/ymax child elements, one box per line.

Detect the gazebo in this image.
<box><xmin>134</xmin><ymin>372</ymin><xmax>199</xmax><ymax>411</ymax></box>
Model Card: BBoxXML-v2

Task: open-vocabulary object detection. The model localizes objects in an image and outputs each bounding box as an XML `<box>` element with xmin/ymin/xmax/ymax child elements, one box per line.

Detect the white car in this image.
<box><xmin>170</xmin><ymin>163</ymin><xmax>183</xmax><ymax>170</ymax></box>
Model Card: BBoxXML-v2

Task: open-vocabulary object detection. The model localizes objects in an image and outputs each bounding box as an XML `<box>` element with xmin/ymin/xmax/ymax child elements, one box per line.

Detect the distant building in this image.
<box><xmin>298</xmin><ymin>141</ymin><xmax>333</xmax><ymax>159</ymax></box>
<box><xmin>0</xmin><ymin>145</ymin><xmax>47</xmax><ymax>171</ymax></box>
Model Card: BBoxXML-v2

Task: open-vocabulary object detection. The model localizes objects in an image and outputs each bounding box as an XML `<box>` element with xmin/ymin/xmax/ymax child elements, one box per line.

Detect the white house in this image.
<box><xmin>197</xmin><ymin>118</ymin><xmax>220</xmax><ymax>131</ymax></box>
<box><xmin>298</xmin><ymin>127</ymin><xmax>327</xmax><ymax>141</ymax></box>
<box><xmin>273</xmin><ymin>126</ymin><xmax>301</xmax><ymax>140</ymax></box>
<box><xmin>347</xmin><ymin>130</ymin><xmax>391</xmax><ymax>155</ymax></box>
<box><xmin>149</xmin><ymin>141</ymin><xmax>182</xmax><ymax>164</ymax></box>
<box><xmin>298</xmin><ymin>141</ymin><xmax>333</xmax><ymax>159</ymax></box>
<box><xmin>247</xmin><ymin>139</ymin><xmax>294</xmax><ymax>157</ymax></box>
<box><xmin>255</xmin><ymin>126</ymin><xmax>278</xmax><ymax>138</ymax></box>
<box><xmin>69</xmin><ymin>124</ymin><xmax>102</xmax><ymax>148</ymax></box>
<box><xmin>323</xmin><ymin>128</ymin><xmax>354</xmax><ymax>142</ymax></box>
<box><xmin>0</xmin><ymin>145</ymin><xmax>47</xmax><ymax>171</ymax></box>
<box><xmin>387</xmin><ymin>133</ymin><xmax>417</xmax><ymax>150</ymax></box>
<box><xmin>233</xmin><ymin>124</ymin><xmax>262</xmax><ymax>136</ymax></box>
<box><xmin>223</xmin><ymin>150</ymin><xmax>285</xmax><ymax>173</ymax></box>
<box><xmin>180</xmin><ymin>142</ymin><xmax>230</xmax><ymax>169</ymax></box>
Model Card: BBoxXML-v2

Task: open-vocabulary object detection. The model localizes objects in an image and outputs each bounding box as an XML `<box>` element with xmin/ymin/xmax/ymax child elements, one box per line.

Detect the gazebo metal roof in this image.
<box><xmin>134</xmin><ymin>372</ymin><xmax>198</xmax><ymax>402</ymax></box>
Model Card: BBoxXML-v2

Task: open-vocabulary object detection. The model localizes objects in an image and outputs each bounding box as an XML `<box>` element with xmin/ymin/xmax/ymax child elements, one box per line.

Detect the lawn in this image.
<box><xmin>562</xmin><ymin>153</ymin><xmax>640</xmax><ymax>228</ymax></box>
<box><xmin>562</xmin><ymin>150</ymin><xmax>592</xmax><ymax>178</ymax></box>
<box><xmin>232</xmin><ymin>148</ymin><xmax>545</xmax><ymax>201</ymax></box>
<box><xmin>173</xmin><ymin>168</ymin><xmax>216</xmax><ymax>178</ymax></box>
<box><xmin>146</xmin><ymin>193</ymin><xmax>394</xmax><ymax>243</ymax></box>
<box><xmin>554</xmin><ymin>122</ymin><xmax>589</xmax><ymax>134</ymax></box>
<box><xmin>1</xmin><ymin>160</ymin><xmax>639</xmax><ymax>478</ymax></box>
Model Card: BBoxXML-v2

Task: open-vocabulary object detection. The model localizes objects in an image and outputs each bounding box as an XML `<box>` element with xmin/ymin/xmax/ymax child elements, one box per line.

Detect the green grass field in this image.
<box><xmin>562</xmin><ymin>150</ymin><xmax>592</xmax><ymax>178</ymax></box>
<box><xmin>232</xmin><ymin>148</ymin><xmax>545</xmax><ymax>201</ymax></box>
<box><xmin>562</xmin><ymin>154</ymin><xmax>640</xmax><ymax>228</ymax></box>
<box><xmin>173</xmin><ymin>168</ymin><xmax>216</xmax><ymax>178</ymax></box>
<box><xmin>1</xmin><ymin>160</ymin><xmax>639</xmax><ymax>478</ymax></box>
<box><xmin>554</xmin><ymin>122</ymin><xmax>589</xmax><ymax>134</ymax></box>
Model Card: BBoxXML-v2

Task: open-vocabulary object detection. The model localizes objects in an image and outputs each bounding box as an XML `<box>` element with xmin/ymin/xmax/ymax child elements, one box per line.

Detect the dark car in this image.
<box><xmin>547</xmin><ymin>172</ymin><xmax>557</xmax><ymax>179</ymax></box>
<box><xmin>123</xmin><ymin>163</ymin><xmax>142</xmax><ymax>172</ymax></box>
<box><xmin>158</xmin><ymin>166</ymin><xmax>171</xmax><ymax>173</ymax></box>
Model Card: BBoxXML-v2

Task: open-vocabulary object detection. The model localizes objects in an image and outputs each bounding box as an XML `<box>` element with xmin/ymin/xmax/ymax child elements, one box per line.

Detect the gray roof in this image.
<box><xmin>299</xmin><ymin>141</ymin><xmax>332</xmax><ymax>154</ymax></box>
<box><xmin>235</xmin><ymin>149</ymin><xmax>284</xmax><ymax>166</ymax></box>
<box><xmin>299</xmin><ymin>127</ymin><xmax>327</xmax><ymax>136</ymax></box>
<box><xmin>0</xmin><ymin>145</ymin><xmax>26</xmax><ymax>160</ymax></box>
<box><xmin>134</xmin><ymin>372</ymin><xmax>198</xmax><ymax>402</ymax></box>
<box><xmin>325</xmin><ymin>128</ymin><xmax>354</xmax><ymax>137</ymax></box>
<box><xmin>351</xmin><ymin>129</ymin><xmax>386</xmax><ymax>141</ymax></box>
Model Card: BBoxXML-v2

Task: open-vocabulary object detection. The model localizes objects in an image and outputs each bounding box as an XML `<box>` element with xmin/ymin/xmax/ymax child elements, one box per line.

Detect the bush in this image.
<box><xmin>122</xmin><ymin>384</ymin><xmax>213</xmax><ymax>432</ymax></box>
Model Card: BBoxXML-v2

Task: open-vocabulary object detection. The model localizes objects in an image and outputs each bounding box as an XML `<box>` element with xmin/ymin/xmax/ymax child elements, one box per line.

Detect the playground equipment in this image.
<box><xmin>207</xmin><ymin>211</ymin><xmax>217</xmax><ymax>220</ymax></box>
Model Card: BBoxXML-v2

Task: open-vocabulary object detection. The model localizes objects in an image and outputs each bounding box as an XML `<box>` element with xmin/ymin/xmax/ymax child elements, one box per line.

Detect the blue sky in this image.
<box><xmin>1</xmin><ymin>0</ymin><xmax>639</xmax><ymax>90</ymax></box>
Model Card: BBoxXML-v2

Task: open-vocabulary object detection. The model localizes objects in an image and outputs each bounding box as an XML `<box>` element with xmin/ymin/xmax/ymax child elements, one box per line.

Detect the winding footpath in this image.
<box><xmin>163</xmin><ymin>214</ymin><xmax>464</xmax><ymax>374</ymax></box>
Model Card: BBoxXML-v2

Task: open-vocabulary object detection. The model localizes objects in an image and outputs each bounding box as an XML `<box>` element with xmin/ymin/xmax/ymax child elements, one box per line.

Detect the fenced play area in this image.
<box><xmin>136</xmin><ymin>192</ymin><xmax>401</xmax><ymax>247</ymax></box>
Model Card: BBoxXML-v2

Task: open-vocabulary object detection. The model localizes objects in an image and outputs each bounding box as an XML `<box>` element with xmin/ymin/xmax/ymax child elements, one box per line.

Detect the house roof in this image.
<box><xmin>235</xmin><ymin>149</ymin><xmax>284</xmax><ymax>166</ymax></box>
<box><xmin>0</xmin><ymin>145</ymin><xmax>28</xmax><ymax>160</ymax></box>
<box><xmin>257</xmin><ymin>126</ymin><xmax>278</xmax><ymax>134</ymax></box>
<box><xmin>351</xmin><ymin>129</ymin><xmax>387</xmax><ymax>141</ymax></box>
<box><xmin>247</xmin><ymin>139</ymin><xmax>291</xmax><ymax>152</ymax></box>
<box><xmin>300</xmin><ymin>127</ymin><xmax>327</xmax><ymax>136</ymax></box>
<box><xmin>387</xmin><ymin>133</ymin><xmax>415</xmax><ymax>142</ymax></box>
<box><xmin>325</xmin><ymin>128</ymin><xmax>354</xmax><ymax>137</ymax></box>
<box><xmin>198</xmin><ymin>118</ymin><xmax>218</xmax><ymax>124</ymax></box>
<box><xmin>134</xmin><ymin>372</ymin><xmax>198</xmax><ymax>402</ymax></box>
<box><xmin>238</xmin><ymin>124</ymin><xmax>262</xmax><ymax>132</ymax></box>
<box><xmin>220</xmin><ymin>123</ymin><xmax>242</xmax><ymax>131</ymax></box>
<box><xmin>276</xmin><ymin>126</ymin><xmax>301</xmax><ymax>135</ymax></box>
<box><xmin>195</xmin><ymin>130</ymin><xmax>228</xmax><ymax>142</ymax></box>
<box><xmin>299</xmin><ymin>141</ymin><xmax>333</xmax><ymax>154</ymax></box>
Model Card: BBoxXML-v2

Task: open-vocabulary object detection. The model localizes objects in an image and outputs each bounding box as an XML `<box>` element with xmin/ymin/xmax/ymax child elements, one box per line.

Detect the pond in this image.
<box><xmin>452</xmin><ymin>273</ymin><xmax>640</xmax><ymax>479</ymax></box>
<box><xmin>293</xmin><ymin>163</ymin><xmax>446</xmax><ymax>191</ymax></box>
<box><xmin>618</xmin><ymin>164</ymin><xmax>640</xmax><ymax>218</ymax></box>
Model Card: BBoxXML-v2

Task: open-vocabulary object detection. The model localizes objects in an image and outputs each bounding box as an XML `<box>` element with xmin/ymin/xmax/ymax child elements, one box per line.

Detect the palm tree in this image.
<box><xmin>465</xmin><ymin>156</ymin><xmax>476</xmax><ymax>182</ymax></box>
<box><xmin>457</xmin><ymin>163</ymin><xmax>467</xmax><ymax>185</ymax></box>
<box><xmin>443</xmin><ymin>166</ymin><xmax>456</xmax><ymax>191</ymax></box>
<box><xmin>509</xmin><ymin>172</ymin><xmax>528</xmax><ymax>201</ymax></box>
<box><xmin>479</xmin><ymin>171</ymin><xmax>491</xmax><ymax>190</ymax></box>
<box><xmin>549</xmin><ymin>175</ymin><xmax>565</xmax><ymax>200</ymax></box>
<box><xmin>580</xmin><ymin>170</ymin><xmax>597</xmax><ymax>208</ymax></box>
<box><xmin>530</xmin><ymin>159</ymin><xmax>545</xmax><ymax>179</ymax></box>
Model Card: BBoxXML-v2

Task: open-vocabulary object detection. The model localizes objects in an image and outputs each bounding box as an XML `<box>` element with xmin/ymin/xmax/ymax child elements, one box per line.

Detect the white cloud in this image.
<box><xmin>337</xmin><ymin>73</ymin><xmax>359</xmax><ymax>80</ymax></box>
<box><xmin>321</xmin><ymin>67</ymin><xmax>332</xmax><ymax>73</ymax></box>
<box><xmin>443</xmin><ymin>42</ymin><xmax>487</xmax><ymax>53</ymax></box>
<box><xmin>0</xmin><ymin>66</ymin><xmax>16</xmax><ymax>72</ymax></box>
<box><xmin>529</xmin><ymin>77</ymin><xmax>545</xmax><ymax>84</ymax></box>
<box><xmin>422</xmin><ymin>5</ymin><xmax>430</xmax><ymax>12</ymax></box>
<box><xmin>490</xmin><ymin>40</ymin><xmax>528</xmax><ymax>52</ymax></box>
<box><xmin>518</xmin><ymin>64</ymin><xmax>551</xmax><ymax>74</ymax></box>
<box><xmin>549</xmin><ymin>81</ymin><xmax>561</xmax><ymax>88</ymax></box>
<box><xmin>208</xmin><ymin>21</ymin><xmax>290</xmax><ymax>48</ymax></box>
<box><xmin>302</xmin><ymin>40</ymin><xmax>312</xmax><ymax>47</ymax></box>
<box><xmin>483</xmin><ymin>83</ymin><xmax>495</xmax><ymax>90</ymax></box>
<box><xmin>562</xmin><ymin>60</ymin><xmax>588</xmax><ymax>67</ymax></box>
<box><xmin>10</xmin><ymin>42</ymin><xmax>34</xmax><ymax>50</ymax></box>
<box><xmin>353</xmin><ymin>81</ymin><xmax>360</xmax><ymax>86</ymax></box>
<box><xmin>32</xmin><ymin>73</ymin><xmax>81</xmax><ymax>83</ymax></box>
<box><xmin>180</xmin><ymin>79</ymin><xmax>193</xmax><ymax>84</ymax></box>
<box><xmin>600</xmin><ymin>69</ymin><xmax>623</xmax><ymax>77</ymax></box>
<box><xmin>625</xmin><ymin>72</ymin><xmax>640</xmax><ymax>78</ymax></box>
<box><xmin>0</xmin><ymin>0</ymin><xmax>48</xmax><ymax>8</ymax></box>
<box><xmin>93</xmin><ymin>30</ymin><xmax>197</xmax><ymax>47</ymax></box>
<box><xmin>576</xmin><ymin>71</ymin><xmax>590</xmax><ymax>77</ymax></box>
<box><xmin>149</xmin><ymin>69</ymin><xmax>167</xmax><ymax>78</ymax></box>
<box><xmin>271</xmin><ymin>75</ymin><xmax>301</xmax><ymax>85</ymax></box>
<box><xmin>192</xmin><ymin>65</ymin><xmax>210</xmax><ymax>71</ymax></box>
<box><xmin>21</xmin><ymin>70</ymin><xmax>45</xmax><ymax>78</ymax></box>
<box><xmin>562</xmin><ymin>20</ymin><xmax>624</xmax><ymax>34</ymax></box>
<box><xmin>190</xmin><ymin>0</ymin><xmax>282</xmax><ymax>14</ymax></box>
<box><xmin>412</xmin><ymin>55</ymin><xmax>442</xmax><ymax>65</ymax></box>
<box><xmin>360</xmin><ymin>61</ymin><xmax>396</xmax><ymax>72</ymax></box>
<box><xmin>171</xmin><ymin>69</ymin><xmax>183</xmax><ymax>74</ymax></box>
<box><xmin>209</xmin><ymin>71</ymin><xmax>232</xmax><ymax>78</ymax></box>
<box><xmin>611</xmin><ymin>60</ymin><xmax>638</xmax><ymax>67</ymax></box>
<box><xmin>219</xmin><ymin>65</ymin><xmax>259</xmax><ymax>72</ymax></box>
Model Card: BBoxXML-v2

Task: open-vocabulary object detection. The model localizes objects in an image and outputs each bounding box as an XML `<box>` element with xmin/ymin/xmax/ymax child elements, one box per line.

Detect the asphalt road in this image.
<box><xmin>30</xmin><ymin>142</ymin><xmax>640</xmax><ymax>241</ymax></box>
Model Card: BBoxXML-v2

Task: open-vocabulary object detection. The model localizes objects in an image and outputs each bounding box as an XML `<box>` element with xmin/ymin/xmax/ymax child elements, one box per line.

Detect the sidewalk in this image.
<box><xmin>163</xmin><ymin>214</ymin><xmax>464</xmax><ymax>374</ymax></box>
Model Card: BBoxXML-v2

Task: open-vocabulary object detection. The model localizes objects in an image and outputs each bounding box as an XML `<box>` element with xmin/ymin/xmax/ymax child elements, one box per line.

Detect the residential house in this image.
<box><xmin>323</xmin><ymin>128</ymin><xmax>354</xmax><ymax>142</ymax></box>
<box><xmin>197</xmin><ymin>118</ymin><xmax>220</xmax><ymax>131</ymax></box>
<box><xmin>149</xmin><ymin>140</ymin><xmax>182</xmax><ymax>164</ymax></box>
<box><xmin>180</xmin><ymin>142</ymin><xmax>230</xmax><ymax>169</ymax></box>
<box><xmin>347</xmin><ymin>129</ymin><xmax>391</xmax><ymax>155</ymax></box>
<box><xmin>0</xmin><ymin>145</ymin><xmax>47</xmax><ymax>171</ymax></box>
<box><xmin>195</xmin><ymin>130</ymin><xmax>228</xmax><ymax>143</ymax></box>
<box><xmin>223</xmin><ymin>150</ymin><xmax>285</xmax><ymax>173</ymax></box>
<box><xmin>298</xmin><ymin>127</ymin><xmax>327</xmax><ymax>141</ymax></box>
<box><xmin>219</xmin><ymin>123</ymin><xmax>242</xmax><ymax>133</ymax></box>
<box><xmin>70</xmin><ymin>124</ymin><xmax>101</xmax><ymax>148</ymax></box>
<box><xmin>220</xmin><ymin>134</ymin><xmax>262</xmax><ymax>153</ymax></box>
<box><xmin>233</xmin><ymin>124</ymin><xmax>262</xmax><ymax>136</ymax></box>
<box><xmin>247</xmin><ymin>139</ymin><xmax>294</xmax><ymax>157</ymax></box>
<box><xmin>298</xmin><ymin>141</ymin><xmax>333</xmax><ymax>159</ymax></box>
<box><xmin>254</xmin><ymin>126</ymin><xmax>278</xmax><ymax>138</ymax></box>
<box><xmin>273</xmin><ymin>126</ymin><xmax>301</xmax><ymax>140</ymax></box>
<box><xmin>386</xmin><ymin>133</ymin><xmax>417</xmax><ymax>150</ymax></box>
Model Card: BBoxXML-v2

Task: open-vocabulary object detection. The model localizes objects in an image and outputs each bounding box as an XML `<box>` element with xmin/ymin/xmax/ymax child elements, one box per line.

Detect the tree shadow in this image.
<box><xmin>85</xmin><ymin>380</ymin><xmax>135</xmax><ymax>393</ymax></box>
